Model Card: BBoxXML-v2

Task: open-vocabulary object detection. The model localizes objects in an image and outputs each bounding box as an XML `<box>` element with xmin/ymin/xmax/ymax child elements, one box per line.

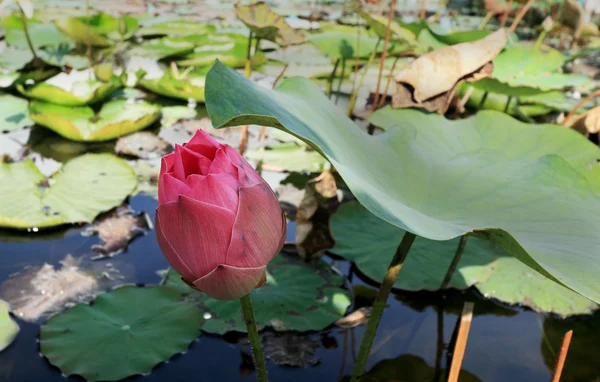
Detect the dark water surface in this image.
<box><xmin>0</xmin><ymin>195</ymin><xmax>597</xmax><ymax>382</ymax></box>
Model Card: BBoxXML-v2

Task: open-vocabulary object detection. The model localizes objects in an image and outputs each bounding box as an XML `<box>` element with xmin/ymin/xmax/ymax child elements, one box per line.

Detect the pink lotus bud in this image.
<box><xmin>155</xmin><ymin>129</ymin><xmax>286</xmax><ymax>300</ymax></box>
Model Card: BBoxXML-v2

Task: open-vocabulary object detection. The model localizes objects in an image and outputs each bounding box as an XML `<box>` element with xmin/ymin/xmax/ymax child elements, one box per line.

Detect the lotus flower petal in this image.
<box><xmin>226</xmin><ymin>183</ymin><xmax>286</xmax><ymax>268</ymax></box>
<box><xmin>172</xmin><ymin>144</ymin><xmax>212</xmax><ymax>179</ymax></box>
<box><xmin>185</xmin><ymin>173</ymin><xmax>239</xmax><ymax>211</ymax></box>
<box><xmin>158</xmin><ymin>173</ymin><xmax>191</xmax><ymax>204</ymax></box>
<box><xmin>185</xmin><ymin>129</ymin><xmax>221</xmax><ymax>159</ymax></box>
<box><xmin>224</xmin><ymin>145</ymin><xmax>263</xmax><ymax>186</ymax></box>
<box><xmin>192</xmin><ymin>264</ymin><xmax>267</xmax><ymax>300</ymax></box>
<box><xmin>156</xmin><ymin>195</ymin><xmax>235</xmax><ymax>278</ymax></box>
<box><xmin>209</xmin><ymin>148</ymin><xmax>239</xmax><ymax>178</ymax></box>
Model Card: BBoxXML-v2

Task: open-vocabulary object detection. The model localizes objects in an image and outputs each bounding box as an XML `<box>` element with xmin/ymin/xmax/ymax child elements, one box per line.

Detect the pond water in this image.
<box><xmin>1</xmin><ymin>194</ymin><xmax>597</xmax><ymax>382</ymax></box>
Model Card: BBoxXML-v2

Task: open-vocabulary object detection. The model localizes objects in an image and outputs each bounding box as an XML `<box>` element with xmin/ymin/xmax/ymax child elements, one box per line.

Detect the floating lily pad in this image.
<box><xmin>0</xmin><ymin>93</ymin><xmax>33</xmax><ymax>132</ymax></box>
<box><xmin>235</xmin><ymin>1</ymin><xmax>307</xmax><ymax>46</ymax></box>
<box><xmin>205</xmin><ymin>62</ymin><xmax>600</xmax><ymax>304</ymax></box>
<box><xmin>29</xmin><ymin>100</ymin><xmax>161</xmax><ymax>142</ymax></box>
<box><xmin>331</xmin><ymin>201</ymin><xmax>597</xmax><ymax>316</ymax></box>
<box><xmin>160</xmin><ymin>105</ymin><xmax>197</xmax><ymax>127</ymax></box>
<box><xmin>138</xmin><ymin>68</ymin><xmax>207</xmax><ymax>102</ymax></box>
<box><xmin>2</xmin><ymin>14</ymin><xmax>73</xmax><ymax>50</ymax></box>
<box><xmin>473</xmin><ymin>45</ymin><xmax>590</xmax><ymax>96</ymax></box>
<box><xmin>164</xmin><ymin>252</ymin><xmax>351</xmax><ymax>334</ymax></box>
<box><xmin>246</xmin><ymin>142</ymin><xmax>329</xmax><ymax>172</ymax></box>
<box><xmin>54</xmin><ymin>13</ymin><xmax>138</xmax><ymax>46</ymax></box>
<box><xmin>138</xmin><ymin>19</ymin><xmax>216</xmax><ymax>37</ymax></box>
<box><xmin>40</xmin><ymin>285</ymin><xmax>202</xmax><ymax>381</ymax></box>
<box><xmin>0</xmin><ymin>153</ymin><xmax>136</xmax><ymax>229</ymax></box>
<box><xmin>176</xmin><ymin>34</ymin><xmax>267</xmax><ymax>69</ymax></box>
<box><xmin>129</xmin><ymin>37</ymin><xmax>195</xmax><ymax>60</ymax></box>
<box><xmin>17</xmin><ymin>69</ymin><xmax>122</xmax><ymax>106</ymax></box>
<box><xmin>309</xmin><ymin>30</ymin><xmax>386</xmax><ymax>60</ymax></box>
<box><xmin>0</xmin><ymin>42</ymin><xmax>33</xmax><ymax>72</ymax></box>
<box><xmin>0</xmin><ymin>299</ymin><xmax>19</xmax><ymax>352</ymax></box>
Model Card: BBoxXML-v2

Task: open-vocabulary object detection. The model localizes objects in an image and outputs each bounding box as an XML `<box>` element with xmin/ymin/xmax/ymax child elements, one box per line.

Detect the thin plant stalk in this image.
<box><xmin>564</xmin><ymin>88</ymin><xmax>600</xmax><ymax>126</ymax></box>
<box><xmin>479</xmin><ymin>91</ymin><xmax>489</xmax><ymax>109</ymax></box>
<box><xmin>350</xmin><ymin>13</ymin><xmax>361</xmax><ymax>96</ymax></box>
<box><xmin>478</xmin><ymin>12</ymin><xmax>494</xmax><ymax>30</ymax></box>
<box><xmin>508</xmin><ymin>0</ymin><xmax>535</xmax><ymax>34</ymax></box>
<box><xmin>500</xmin><ymin>0</ymin><xmax>513</xmax><ymax>28</ymax></box>
<box><xmin>432</xmin><ymin>303</ymin><xmax>445</xmax><ymax>382</ymax></box>
<box><xmin>240</xmin><ymin>294</ymin><xmax>268</xmax><ymax>382</ymax></box>
<box><xmin>447</xmin><ymin>302</ymin><xmax>475</xmax><ymax>382</ymax></box>
<box><xmin>328</xmin><ymin>58</ymin><xmax>341</xmax><ymax>98</ymax></box>
<box><xmin>504</xmin><ymin>96</ymin><xmax>513</xmax><ymax>113</ymax></box>
<box><xmin>551</xmin><ymin>330</ymin><xmax>573</xmax><ymax>382</ymax></box>
<box><xmin>349</xmin><ymin>232</ymin><xmax>417</xmax><ymax>381</ymax></box>
<box><xmin>419</xmin><ymin>0</ymin><xmax>427</xmax><ymax>19</ymax></box>
<box><xmin>346</xmin><ymin>39</ymin><xmax>381</xmax><ymax>117</ymax></box>
<box><xmin>18</xmin><ymin>3</ymin><xmax>37</xmax><ymax>61</ymax></box>
<box><xmin>440</xmin><ymin>235</ymin><xmax>468</xmax><ymax>290</ymax></box>
<box><xmin>376</xmin><ymin>56</ymin><xmax>400</xmax><ymax>109</ymax></box>
<box><xmin>534</xmin><ymin>30</ymin><xmax>548</xmax><ymax>50</ymax></box>
<box><xmin>240</xmin><ymin>31</ymin><xmax>255</xmax><ymax>154</ymax></box>
<box><xmin>86</xmin><ymin>0</ymin><xmax>93</xmax><ymax>79</ymax></box>
<box><xmin>372</xmin><ymin>0</ymin><xmax>397</xmax><ymax>111</ymax></box>
<box><xmin>334</xmin><ymin>58</ymin><xmax>346</xmax><ymax>104</ymax></box>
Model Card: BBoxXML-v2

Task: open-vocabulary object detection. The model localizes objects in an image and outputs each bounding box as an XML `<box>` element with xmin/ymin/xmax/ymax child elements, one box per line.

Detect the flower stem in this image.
<box><xmin>240</xmin><ymin>294</ymin><xmax>268</xmax><ymax>382</ymax></box>
<box><xmin>350</xmin><ymin>231</ymin><xmax>417</xmax><ymax>381</ymax></box>
<box><xmin>18</xmin><ymin>4</ymin><xmax>37</xmax><ymax>61</ymax></box>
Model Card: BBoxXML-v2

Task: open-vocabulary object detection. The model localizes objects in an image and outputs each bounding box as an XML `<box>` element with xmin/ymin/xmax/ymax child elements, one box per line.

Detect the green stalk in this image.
<box><xmin>440</xmin><ymin>235</ymin><xmax>468</xmax><ymax>289</ymax></box>
<box><xmin>327</xmin><ymin>59</ymin><xmax>340</xmax><ymax>98</ymax></box>
<box><xmin>478</xmin><ymin>91</ymin><xmax>489</xmax><ymax>109</ymax></box>
<box><xmin>240</xmin><ymin>294</ymin><xmax>268</xmax><ymax>382</ymax></box>
<box><xmin>534</xmin><ymin>30</ymin><xmax>547</xmax><ymax>50</ymax></box>
<box><xmin>350</xmin><ymin>232</ymin><xmax>417</xmax><ymax>381</ymax></box>
<box><xmin>245</xmin><ymin>31</ymin><xmax>254</xmax><ymax>78</ymax></box>
<box><xmin>334</xmin><ymin>58</ymin><xmax>346</xmax><ymax>104</ymax></box>
<box><xmin>478</xmin><ymin>11</ymin><xmax>493</xmax><ymax>30</ymax></box>
<box><xmin>18</xmin><ymin>4</ymin><xmax>37</xmax><ymax>61</ymax></box>
<box><xmin>346</xmin><ymin>38</ymin><xmax>381</xmax><ymax>117</ymax></box>
<box><xmin>504</xmin><ymin>96</ymin><xmax>513</xmax><ymax>113</ymax></box>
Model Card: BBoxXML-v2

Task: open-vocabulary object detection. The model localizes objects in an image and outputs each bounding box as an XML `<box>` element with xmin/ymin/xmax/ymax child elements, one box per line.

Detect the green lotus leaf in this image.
<box><xmin>0</xmin><ymin>93</ymin><xmax>33</xmax><ymax>132</ymax></box>
<box><xmin>234</xmin><ymin>1</ymin><xmax>307</xmax><ymax>46</ymax></box>
<box><xmin>205</xmin><ymin>61</ymin><xmax>600</xmax><ymax>304</ymax></box>
<box><xmin>29</xmin><ymin>99</ymin><xmax>161</xmax><ymax>142</ymax></box>
<box><xmin>164</xmin><ymin>253</ymin><xmax>351</xmax><ymax>334</ymax></box>
<box><xmin>0</xmin><ymin>153</ymin><xmax>137</xmax><ymax>229</ymax></box>
<box><xmin>138</xmin><ymin>68</ymin><xmax>207</xmax><ymax>102</ymax></box>
<box><xmin>309</xmin><ymin>30</ymin><xmax>387</xmax><ymax>60</ymax></box>
<box><xmin>129</xmin><ymin>37</ymin><xmax>195</xmax><ymax>60</ymax></box>
<box><xmin>54</xmin><ymin>13</ymin><xmax>138</xmax><ymax>46</ymax></box>
<box><xmin>176</xmin><ymin>33</ymin><xmax>267</xmax><ymax>68</ymax></box>
<box><xmin>357</xmin><ymin>7</ymin><xmax>418</xmax><ymax>46</ymax></box>
<box><xmin>427</xmin><ymin>23</ymin><xmax>491</xmax><ymax>44</ymax></box>
<box><xmin>2</xmin><ymin>14</ymin><xmax>73</xmax><ymax>50</ymax></box>
<box><xmin>0</xmin><ymin>300</ymin><xmax>19</xmax><ymax>352</ymax></box>
<box><xmin>138</xmin><ymin>19</ymin><xmax>216</xmax><ymax>37</ymax></box>
<box><xmin>331</xmin><ymin>201</ymin><xmax>597</xmax><ymax>316</ymax></box>
<box><xmin>17</xmin><ymin>69</ymin><xmax>122</xmax><ymax>106</ymax></box>
<box><xmin>0</xmin><ymin>43</ymin><xmax>33</xmax><ymax>72</ymax></box>
<box><xmin>472</xmin><ymin>45</ymin><xmax>590</xmax><ymax>96</ymax></box>
<box><xmin>39</xmin><ymin>285</ymin><xmax>202</xmax><ymax>381</ymax></box>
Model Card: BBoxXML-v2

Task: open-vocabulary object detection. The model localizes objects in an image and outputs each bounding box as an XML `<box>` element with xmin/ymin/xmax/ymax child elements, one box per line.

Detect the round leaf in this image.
<box><xmin>164</xmin><ymin>253</ymin><xmax>351</xmax><ymax>334</ymax></box>
<box><xmin>0</xmin><ymin>93</ymin><xmax>32</xmax><ymax>132</ymax></box>
<box><xmin>39</xmin><ymin>285</ymin><xmax>202</xmax><ymax>381</ymax></box>
<box><xmin>0</xmin><ymin>153</ymin><xmax>137</xmax><ymax>229</ymax></box>
<box><xmin>0</xmin><ymin>299</ymin><xmax>19</xmax><ymax>352</ymax></box>
<box><xmin>29</xmin><ymin>100</ymin><xmax>161</xmax><ymax>142</ymax></box>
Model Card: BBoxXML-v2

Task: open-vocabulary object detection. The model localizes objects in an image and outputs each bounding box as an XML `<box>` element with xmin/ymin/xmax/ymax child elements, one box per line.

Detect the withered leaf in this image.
<box><xmin>393</xmin><ymin>29</ymin><xmax>507</xmax><ymax>114</ymax></box>
<box><xmin>565</xmin><ymin>106</ymin><xmax>600</xmax><ymax>137</ymax></box>
<box><xmin>334</xmin><ymin>307</ymin><xmax>372</xmax><ymax>329</ymax></box>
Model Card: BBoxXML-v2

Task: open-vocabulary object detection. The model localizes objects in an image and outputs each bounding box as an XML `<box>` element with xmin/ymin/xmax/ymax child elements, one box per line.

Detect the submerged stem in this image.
<box><xmin>328</xmin><ymin>58</ymin><xmax>340</xmax><ymax>98</ymax></box>
<box><xmin>350</xmin><ymin>231</ymin><xmax>417</xmax><ymax>381</ymax></box>
<box><xmin>245</xmin><ymin>31</ymin><xmax>254</xmax><ymax>78</ymax></box>
<box><xmin>440</xmin><ymin>235</ymin><xmax>468</xmax><ymax>290</ymax></box>
<box><xmin>240</xmin><ymin>294</ymin><xmax>268</xmax><ymax>382</ymax></box>
<box><xmin>335</xmin><ymin>58</ymin><xmax>346</xmax><ymax>104</ymax></box>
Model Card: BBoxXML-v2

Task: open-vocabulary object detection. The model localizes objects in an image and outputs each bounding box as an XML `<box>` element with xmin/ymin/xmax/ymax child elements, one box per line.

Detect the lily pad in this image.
<box><xmin>2</xmin><ymin>14</ymin><xmax>73</xmax><ymax>50</ymax></box>
<box><xmin>473</xmin><ymin>45</ymin><xmax>590</xmax><ymax>96</ymax></box>
<box><xmin>0</xmin><ymin>153</ymin><xmax>137</xmax><ymax>229</ymax></box>
<box><xmin>54</xmin><ymin>13</ymin><xmax>138</xmax><ymax>46</ymax></box>
<box><xmin>309</xmin><ymin>30</ymin><xmax>385</xmax><ymax>60</ymax></box>
<box><xmin>39</xmin><ymin>285</ymin><xmax>202</xmax><ymax>381</ymax></box>
<box><xmin>29</xmin><ymin>100</ymin><xmax>161</xmax><ymax>142</ymax></box>
<box><xmin>160</xmin><ymin>105</ymin><xmax>197</xmax><ymax>128</ymax></box>
<box><xmin>205</xmin><ymin>61</ymin><xmax>600</xmax><ymax>304</ymax></box>
<box><xmin>138</xmin><ymin>19</ymin><xmax>216</xmax><ymax>37</ymax></box>
<box><xmin>246</xmin><ymin>142</ymin><xmax>329</xmax><ymax>172</ymax></box>
<box><xmin>17</xmin><ymin>69</ymin><xmax>122</xmax><ymax>106</ymax></box>
<box><xmin>164</xmin><ymin>252</ymin><xmax>351</xmax><ymax>334</ymax></box>
<box><xmin>138</xmin><ymin>68</ymin><xmax>207</xmax><ymax>102</ymax></box>
<box><xmin>0</xmin><ymin>299</ymin><xmax>19</xmax><ymax>352</ymax></box>
<box><xmin>235</xmin><ymin>1</ymin><xmax>307</xmax><ymax>46</ymax></box>
<box><xmin>331</xmin><ymin>201</ymin><xmax>597</xmax><ymax>316</ymax></box>
<box><xmin>0</xmin><ymin>93</ymin><xmax>33</xmax><ymax>132</ymax></box>
<box><xmin>175</xmin><ymin>34</ymin><xmax>267</xmax><ymax>69</ymax></box>
<box><xmin>129</xmin><ymin>37</ymin><xmax>195</xmax><ymax>60</ymax></box>
<box><xmin>427</xmin><ymin>23</ymin><xmax>491</xmax><ymax>44</ymax></box>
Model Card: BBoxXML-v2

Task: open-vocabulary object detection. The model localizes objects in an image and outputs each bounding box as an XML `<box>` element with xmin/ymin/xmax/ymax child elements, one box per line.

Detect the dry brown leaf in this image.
<box><xmin>563</xmin><ymin>106</ymin><xmax>600</xmax><ymax>137</ymax></box>
<box><xmin>334</xmin><ymin>307</ymin><xmax>372</xmax><ymax>328</ymax></box>
<box><xmin>393</xmin><ymin>29</ymin><xmax>507</xmax><ymax>113</ymax></box>
<box><xmin>561</xmin><ymin>0</ymin><xmax>586</xmax><ymax>40</ymax></box>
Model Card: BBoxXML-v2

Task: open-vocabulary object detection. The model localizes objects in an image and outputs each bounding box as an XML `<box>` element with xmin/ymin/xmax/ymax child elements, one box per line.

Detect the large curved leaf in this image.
<box><xmin>205</xmin><ymin>61</ymin><xmax>600</xmax><ymax>304</ymax></box>
<box><xmin>29</xmin><ymin>100</ymin><xmax>161</xmax><ymax>142</ymax></box>
<box><xmin>0</xmin><ymin>153</ymin><xmax>136</xmax><ymax>229</ymax></box>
